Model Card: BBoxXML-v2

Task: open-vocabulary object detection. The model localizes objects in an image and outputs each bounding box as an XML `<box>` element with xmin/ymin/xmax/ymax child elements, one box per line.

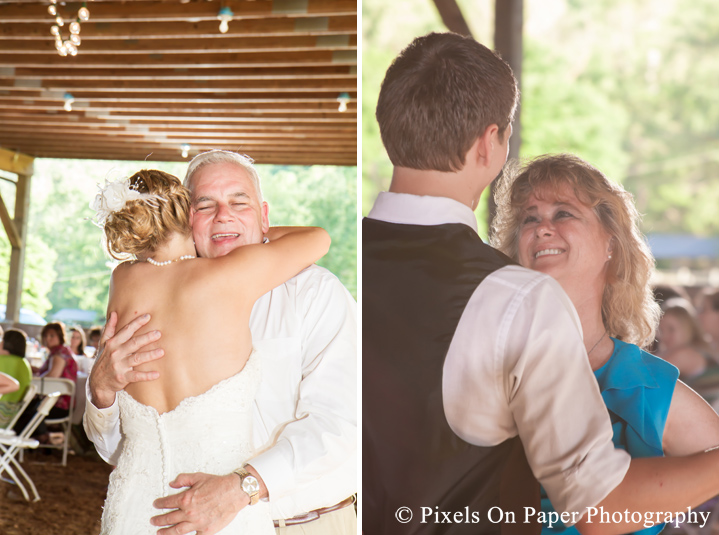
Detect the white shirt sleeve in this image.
<box><xmin>249</xmin><ymin>269</ymin><xmax>357</xmax><ymax>505</ymax></box>
<box><xmin>443</xmin><ymin>266</ymin><xmax>630</xmax><ymax>520</ymax></box>
<box><xmin>82</xmin><ymin>381</ymin><xmax>123</xmax><ymax>465</ymax></box>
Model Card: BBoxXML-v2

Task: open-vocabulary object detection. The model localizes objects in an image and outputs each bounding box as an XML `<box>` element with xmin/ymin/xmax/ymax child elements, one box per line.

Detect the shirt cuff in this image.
<box><xmin>82</xmin><ymin>393</ymin><xmax>119</xmax><ymax>440</ymax></box>
<box><xmin>248</xmin><ymin>441</ymin><xmax>297</xmax><ymax>501</ymax></box>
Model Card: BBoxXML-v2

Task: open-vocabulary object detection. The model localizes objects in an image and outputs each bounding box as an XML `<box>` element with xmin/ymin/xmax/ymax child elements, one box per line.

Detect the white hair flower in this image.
<box><xmin>90</xmin><ymin>178</ymin><xmax>158</xmax><ymax>227</ymax></box>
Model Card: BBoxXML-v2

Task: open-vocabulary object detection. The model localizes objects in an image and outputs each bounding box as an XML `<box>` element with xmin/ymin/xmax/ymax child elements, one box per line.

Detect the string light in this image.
<box><xmin>336</xmin><ymin>92</ymin><xmax>350</xmax><ymax>112</ymax></box>
<box><xmin>63</xmin><ymin>93</ymin><xmax>75</xmax><ymax>112</ymax></box>
<box><xmin>217</xmin><ymin>7</ymin><xmax>233</xmax><ymax>34</ymax></box>
<box><xmin>49</xmin><ymin>1</ymin><xmax>90</xmax><ymax>57</ymax></box>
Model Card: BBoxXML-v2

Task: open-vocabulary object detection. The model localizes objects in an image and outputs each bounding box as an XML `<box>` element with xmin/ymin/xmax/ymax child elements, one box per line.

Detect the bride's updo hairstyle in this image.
<box><xmin>102</xmin><ymin>170</ymin><xmax>191</xmax><ymax>261</ymax></box>
<box><xmin>491</xmin><ymin>154</ymin><xmax>660</xmax><ymax>348</ymax></box>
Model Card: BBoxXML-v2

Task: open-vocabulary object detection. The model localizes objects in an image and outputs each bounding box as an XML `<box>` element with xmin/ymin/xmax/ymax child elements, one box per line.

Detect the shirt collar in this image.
<box><xmin>367</xmin><ymin>192</ymin><xmax>478</xmax><ymax>233</ymax></box>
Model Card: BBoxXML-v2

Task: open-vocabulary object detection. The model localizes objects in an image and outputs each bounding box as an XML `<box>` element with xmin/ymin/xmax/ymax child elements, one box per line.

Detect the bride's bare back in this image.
<box><xmin>107</xmin><ymin>227</ymin><xmax>329</xmax><ymax>415</ymax></box>
<box><xmin>109</xmin><ymin>257</ymin><xmax>254</xmax><ymax>414</ymax></box>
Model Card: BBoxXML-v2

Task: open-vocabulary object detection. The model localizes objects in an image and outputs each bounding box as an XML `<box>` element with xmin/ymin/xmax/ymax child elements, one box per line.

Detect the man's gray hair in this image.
<box><xmin>184</xmin><ymin>150</ymin><xmax>264</xmax><ymax>203</ymax></box>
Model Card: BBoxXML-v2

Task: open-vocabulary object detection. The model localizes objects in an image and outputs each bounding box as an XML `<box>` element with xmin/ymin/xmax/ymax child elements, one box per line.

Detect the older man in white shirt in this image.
<box><xmin>84</xmin><ymin>150</ymin><xmax>357</xmax><ymax>535</ymax></box>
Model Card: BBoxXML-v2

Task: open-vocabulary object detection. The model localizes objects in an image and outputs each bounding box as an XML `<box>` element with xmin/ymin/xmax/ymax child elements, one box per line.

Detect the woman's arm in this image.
<box><xmin>219</xmin><ymin>226</ymin><xmax>330</xmax><ymax>301</ymax></box>
<box><xmin>0</xmin><ymin>371</ymin><xmax>19</xmax><ymax>394</ymax></box>
<box><xmin>663</xmin><ymin>381</ymin><xmax>719</xmax><ymax>456</ymax></box>
<box><xmin>576</xmin><ymin>450</ymin><xmax>719</xmax><ymax>535</ymax></box>
<box><xmin>40</xmin><ymin>355</ymin><xmax>68</xmax><ymax>378</ymax></box>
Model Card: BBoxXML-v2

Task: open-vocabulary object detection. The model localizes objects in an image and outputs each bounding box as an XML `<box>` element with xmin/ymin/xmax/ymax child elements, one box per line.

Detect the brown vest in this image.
<box><xmin>363</xmin><ymin>217</ymin><xmax>537</xmax><ymax>534</ymax></box>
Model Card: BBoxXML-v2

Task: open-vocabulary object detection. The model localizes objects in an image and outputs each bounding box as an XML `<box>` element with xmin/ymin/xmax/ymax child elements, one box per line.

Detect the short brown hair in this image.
<box><xmin>2</xmin><ymin>328</ymin><xmax>27</xmax><ymax>357</ymax></box>
<box><xmin>41</xmin><ymin>322</ymin><xmax>67</xmax><ymax>347</ymax></box>
<box><xmin>376</xmin><ymin>32</ymin><xmax>518</xmax><ymax>172</ymax></box>
<box><xmin>492</xmin><ymin>154</ymin><xmax>660</xmax><ymax>348</ymax></box>
<box><xmin>103</xmin><ymin>170</ymin><xmax>191</xmax><ymax>260</ymax></box>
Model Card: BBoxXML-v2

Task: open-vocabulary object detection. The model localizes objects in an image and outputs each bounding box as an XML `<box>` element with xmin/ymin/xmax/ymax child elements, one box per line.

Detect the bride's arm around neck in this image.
<box><xmin>215</xmin><ymin>226</ymin><xmax>331</xmax><ymax>302</ymax></box>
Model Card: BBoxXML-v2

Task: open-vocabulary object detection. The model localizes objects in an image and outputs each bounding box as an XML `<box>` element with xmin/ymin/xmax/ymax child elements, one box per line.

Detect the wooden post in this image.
<box><xmin>5</xmin><ymin>173</ymin><xmax>31</xmax><ymax>324</ymax></box>
<box><xmin>1</xmin><ymin>149</ymin><xmax>34</xmax><ymax>324</ymax></box>
<box><xmin>489</xmin><ymin>0</ymin><xmax>523</xmax><ymax>228</ymax></box>
<box><xmin>432</xmin><ymin>0</ymin><xmax>473</xmax><ymax>37</ymax></box>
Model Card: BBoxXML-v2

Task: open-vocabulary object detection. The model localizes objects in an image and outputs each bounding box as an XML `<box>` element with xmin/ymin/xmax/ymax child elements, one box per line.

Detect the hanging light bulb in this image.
<box><xmin>56</xmin><ymin>15</ymin><xmax>64</xmax><ymax>26</ymax></box>
<box><xmin>48</xmin><ymin>4</ymin><xmax>57</xmax><ymax>16</ymax></box>
<box><xmin>56</xmin><ymin>41</ymin><xmax>68</xmax><ymax>56</ymax></box>
<box><xmin>63</xmin><ymin>92</ymin><xmax>75</xmax><ymax>112</ymax></box>
<box><xmin>181</xmin><ymin>144</ymin><xmax>191</xmax><ymax>158</ymax></box>
<box><xmin>78</xmin><ymin>6</ymin><xmax>90</xmax><ymax>22</ymax></box>
<box><xmin>70</xmin><ymin>33</ymin><xmax>81</xmax><ymax>46</ymax></box>
<box><xmin>217</xmin><ymin>7</ymin><xmax>233</xmax><ymax>34</ymax></box>
<box><xmin>70</xmin><ymin>21</ymin><xmax>81</xmax><ymax>34</ymax></box>
<box><xmin>65</xmin><ymin>41</ymin><xmax>78</xmax><ymax>56</ymax></box>
<box><xmin>50</xmin><ymin>25</ymin><xmax>60</xmax><ymax>37</ymax></box>
<box><xmin>336</xmin><ymin>92</ymin><xmax>350</xmax><ymax>112</ymax></box>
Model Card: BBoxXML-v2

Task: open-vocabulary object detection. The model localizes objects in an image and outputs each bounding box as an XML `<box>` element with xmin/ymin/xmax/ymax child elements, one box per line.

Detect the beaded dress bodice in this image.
<box><xmin>100</xmin><ymin>351</ymin><xmax>273</xmax><ymax>535</ymax></box>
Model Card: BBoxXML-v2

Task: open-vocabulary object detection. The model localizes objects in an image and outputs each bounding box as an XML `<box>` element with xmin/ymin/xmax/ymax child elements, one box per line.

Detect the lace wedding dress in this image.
<box><xmin>100</xmin><ymin>352</ymin><xmax>274</xmax><ymax>534</ymax></box>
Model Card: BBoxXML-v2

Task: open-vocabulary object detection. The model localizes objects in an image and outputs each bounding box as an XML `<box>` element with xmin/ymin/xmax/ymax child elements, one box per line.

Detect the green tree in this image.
<box><xmin>11</xmin><ymin>158</ymin><xmax>356</xmax><ymax>321</ymax></box>
<box><xmin>259</xmin><ymin>165</ymin><xmax>357</xmax><ymax>298</ymax></box>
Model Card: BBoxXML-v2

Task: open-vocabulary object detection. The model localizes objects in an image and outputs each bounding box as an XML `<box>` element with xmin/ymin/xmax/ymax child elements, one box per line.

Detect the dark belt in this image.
<box><xmin>273</xmin><ymin>495</ymin><xmax>356</xmax><ymax>528</ymax></box>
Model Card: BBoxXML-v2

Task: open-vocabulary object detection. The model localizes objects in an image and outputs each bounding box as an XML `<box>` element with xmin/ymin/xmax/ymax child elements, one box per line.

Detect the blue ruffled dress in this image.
<box><xmin>540</xmin><ymin>337</ymin><xmax>679</xmax><ymax>535</ymax></box>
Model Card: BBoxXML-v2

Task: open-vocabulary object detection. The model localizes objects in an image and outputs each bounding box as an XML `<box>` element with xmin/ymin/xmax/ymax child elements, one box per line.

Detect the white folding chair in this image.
<box><xmin>0</xmin><ymin>392</ymin><xmax>60</xmax><ymax>501</ymax></box>
<box><xmin>0</xmin><ymin>383</ymin><xmax>38</xmax><ymax>438</ymax></box>
<box><xmin>31</xmin><ymin>377</ymin><xmax>75</xmax><ymax>466</ymax></box>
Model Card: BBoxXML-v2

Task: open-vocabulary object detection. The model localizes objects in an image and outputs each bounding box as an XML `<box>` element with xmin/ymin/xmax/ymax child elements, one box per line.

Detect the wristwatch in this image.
<box><xmin>232</xmin><ymin>467</ymin><xmax>260</xmax><ymax>505</ymax></box>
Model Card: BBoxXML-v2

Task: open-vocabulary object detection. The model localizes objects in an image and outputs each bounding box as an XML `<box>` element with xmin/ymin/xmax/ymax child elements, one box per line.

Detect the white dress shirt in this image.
<box><xmin>368</xmin><ymin>192</ymin><xmax>630</xmax><ymax>520</ymax></box>
<box><xmin>84</xmin><ymin>264</ymin><xmax>357</xmax><ymax>520</ymax></box>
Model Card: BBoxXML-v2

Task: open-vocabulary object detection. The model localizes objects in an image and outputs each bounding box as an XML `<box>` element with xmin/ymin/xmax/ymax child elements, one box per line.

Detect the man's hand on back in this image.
<box><xmin>88</xmin><ymin>311</ymin><xmax>165</xmax><ymax>409</ymax></box>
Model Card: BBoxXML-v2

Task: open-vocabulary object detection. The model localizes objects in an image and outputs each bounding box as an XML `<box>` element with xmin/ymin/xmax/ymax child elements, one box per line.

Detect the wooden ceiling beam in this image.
<box><xmin>0</xmin><ymin>0</ymin><xmax>357</xmax><ymax>22</ymax></box>
<box><xmin>0</xmin><ymin>139</ymin><xmax>356</xmax><ymax>153</ymax></box>
<box><xmin>0</xmin><ymin>103</ymin><xmax>357</xmax><ymax>114</ymax></box>
<box><xmin>5</xmin><ymin>65</ymin><xmax>355</xmax><ymax>77</ymax></box>
<box><xmin>1</xmin><ymin>78</ymin><xmax>354</xmax><ymax>92</ymax></box>
<box><xmin>0</xmin><ymin>1</ymin><xmax>357</xmax><ymax>166</ymax></box>
<box><xmin>1</xmin><ymin>51</ymin><xmax>356</xmax><ymax>66</ymax></box>
<box><xmin>0</xmin><ymin>139</ymin><xmax>354</xmax><ymax>154</ymax></box>
<box><xmin>0</xmin><ymin>126</ymin><xmax>357</xmax><ymax>140</ymax></box>
<box><xmin>0</xmin><ymin>114</ymin><xmax>356</xmax><ymax>125</ymax></box>
<box><xmin>0</xmin><ymin>34</ymin><xmax>357</xmax><ymax>54</ymax></box>
<box><xmin>0</xmin><ymin>15</ymin><xmax>357</xmax><ymax>39</ymax></box>
<box><xmin>0</xmin><ymin>151</ymin><xmax>357</xmax><ymax>167</ymax></box>
<box><xmin>0</xmin><ymin>146</ymin><xmax>34</xmax><ymax>176</ymax></box>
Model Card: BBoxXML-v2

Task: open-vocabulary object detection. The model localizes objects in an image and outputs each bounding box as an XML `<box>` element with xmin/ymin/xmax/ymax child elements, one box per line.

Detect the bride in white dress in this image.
<box><xmin>91</xmin><ymin>169</ymin><xmax>330</xmax><ymax>534</ymax></box>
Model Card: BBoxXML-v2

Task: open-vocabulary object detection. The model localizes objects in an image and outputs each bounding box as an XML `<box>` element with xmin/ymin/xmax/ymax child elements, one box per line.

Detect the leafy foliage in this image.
<box><xmin>362</xmin><ymin>0</ymin><xmax>719</xmax><ymax>250</ymax></box>
<box><xmin>0</xmin><ymin>158</ymin><xmax>356</xmax><ymax>322</ymax></box>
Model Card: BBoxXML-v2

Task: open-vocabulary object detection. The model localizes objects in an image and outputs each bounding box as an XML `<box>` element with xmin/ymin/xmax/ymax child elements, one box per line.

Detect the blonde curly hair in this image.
<box><xmin>103</xmin><ymin>169</ymin><xmax>191</xmax><ymax>261</ymax></box>
<box><xmin>491</xmin><ymin>154</ymin><xmax>660</xmax><ymax>348</ymax></box>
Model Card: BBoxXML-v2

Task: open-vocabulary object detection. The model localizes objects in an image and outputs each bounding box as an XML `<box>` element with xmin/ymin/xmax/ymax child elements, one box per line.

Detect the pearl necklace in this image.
<box><xmin>145</xmin><ymin>254</ymin><xmax>196</xmax><ymax>266</ymax></box>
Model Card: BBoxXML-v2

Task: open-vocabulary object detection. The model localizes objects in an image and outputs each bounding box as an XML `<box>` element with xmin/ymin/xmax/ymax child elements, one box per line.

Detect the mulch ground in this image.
<box><xmin>0</xmin><ymin>444</ymin><xmax>113</xmax><ymax>535</ymax></box>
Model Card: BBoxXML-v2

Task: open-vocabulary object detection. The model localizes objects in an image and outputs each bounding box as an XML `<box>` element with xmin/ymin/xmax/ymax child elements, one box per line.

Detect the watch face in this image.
<box><xmin>242</xmin><ymin>476</ymin><xmax>260</xmax><ymax>494</ymax></box>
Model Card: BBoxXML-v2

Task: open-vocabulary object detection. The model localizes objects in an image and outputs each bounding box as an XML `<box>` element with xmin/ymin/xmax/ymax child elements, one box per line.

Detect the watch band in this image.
<box><xmin>232</xmin><ymin>467</ymin><xmax>260</xmax><ymax>506</ymax></box>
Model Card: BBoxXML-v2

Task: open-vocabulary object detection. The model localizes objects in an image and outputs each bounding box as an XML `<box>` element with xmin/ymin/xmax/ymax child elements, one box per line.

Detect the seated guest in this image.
<box><xmin>15</xmin><ymin>323</ymin><xmax>78</xmax><ymax>440</ymax></box>
<box><xmin>0</xmin><ymin>329</ymin><xmax>32</xmax><ymax>427</ymax></box>
<box><xmin>69</xmin><ymin>326</ymin><xmax>93</xmax><ymax>373</ymax></box>
<box><xmin>657</xmin><ymin>298</ymin><xmax>711</xmax><ymax>380</ymax></box>
<box><xmin>35</xmin><ymin>322</ymin><xmax>78</xmax><ymax>418</ymax></box>
<box><xmin>86</xmin><ymin>326</ymin><xmax>102</xmax><ymax>351</ymax></box>
<box><xmin>69</xmin><ymin>327</ymin><xmax>86</xmax><ymax>357</ymax></box>
<box><xmin>698</xmin><ymin>288</ymin><xmax>719</xmax><ymax>365</ymax></box>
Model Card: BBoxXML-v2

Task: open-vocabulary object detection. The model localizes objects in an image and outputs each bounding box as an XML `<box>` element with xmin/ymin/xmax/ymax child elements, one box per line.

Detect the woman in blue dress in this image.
<box><xmin>492</xmin><ymin>153</ymin><xmax>719</xmax><ymax>535</ymax></box>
